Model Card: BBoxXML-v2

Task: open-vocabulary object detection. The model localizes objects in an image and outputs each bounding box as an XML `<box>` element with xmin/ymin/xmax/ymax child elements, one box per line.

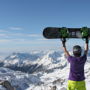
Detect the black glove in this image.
<box><xmin>61</xmin><ymin>38</ymin><xmax>66</xmax><ymax>47</ymax></box>
<box><xmin>85</xmin><ymin>38</ymin><xmax>89</xmax><ymax>44</ymax></box>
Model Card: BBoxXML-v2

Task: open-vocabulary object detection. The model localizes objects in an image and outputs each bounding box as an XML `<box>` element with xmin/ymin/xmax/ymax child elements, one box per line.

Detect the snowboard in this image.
<box><xmin>43</xmin><ymin>27</ymin><xmax>90</xmax><ymax>39</ymax></box>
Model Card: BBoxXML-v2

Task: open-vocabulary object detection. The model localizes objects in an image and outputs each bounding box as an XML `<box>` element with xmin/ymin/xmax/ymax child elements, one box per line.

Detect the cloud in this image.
<box><xmin>0</xmin><ymin>33</ymin><xmax>10</xmax><ymax>38</ymax></box>
<box><xmin>37</xmin><ymin>38</ymin><xmax>48</xmax><ymax>41</ymax></box>
<box><xmin>27</xmin><ymin>34</ymin><xmax>42</xmax><ymax>37</ymax></box>
<box><xmin>0</xmin><ymin>27</ymin><xmax>42</xmax><ymax>38</ymax></box>
<box><xmin>0</xmin><ymin>34</ymin><xmax>7</xmax><ymax>37</ymax></box>
<box><xmin>0</xmin><ymin>30</ymin><xmax>42</xmax><ymax>38</ymax></box>
<box><xmin>9</xmin><ymin>27</ymin><xmax>23</xmax><ymax>30</ymax></box>
<box><xmin>0</xmin><ymin>37</ymin><xmax>55</xmax><ymax>45</ymax></box>
<box><xmin>0</xmin><ymin>39</ymin><xmax>11</xmax><ymax>43</ymax></box>
<box><xmin>0</xmin><ymin>29</ymin><xmax>9</xmax><ymax>33</ymax></box>
<box><xmin>7</xmin><ymin>33</ymin><xmax>42</xmax><ymax>38</ymax></box>
<box><xmin>0</xmin><ymin>38</ymin><xmax>27</xmax><ymax>43</ymax></box>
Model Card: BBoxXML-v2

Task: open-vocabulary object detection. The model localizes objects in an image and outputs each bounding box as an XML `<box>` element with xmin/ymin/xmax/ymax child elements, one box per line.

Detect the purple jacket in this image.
<box><xmin>67</xmin><ymin>54</ymin><xmax>87</xmax><ymax>81</ymax></box>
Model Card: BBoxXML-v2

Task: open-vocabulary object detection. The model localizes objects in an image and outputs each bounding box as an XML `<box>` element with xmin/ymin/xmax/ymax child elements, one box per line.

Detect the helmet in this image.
<box><xmin>73</xmin><ymin>45</ymin><xmax>82</xmax><ymax>57</ymax></box>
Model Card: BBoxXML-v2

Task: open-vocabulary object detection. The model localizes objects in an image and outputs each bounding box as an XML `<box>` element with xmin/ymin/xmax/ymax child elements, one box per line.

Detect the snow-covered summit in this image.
<box><xmin>5</xmin><ymin>52</ymin><xmax>39</xmax><ymax>61</ymax></box>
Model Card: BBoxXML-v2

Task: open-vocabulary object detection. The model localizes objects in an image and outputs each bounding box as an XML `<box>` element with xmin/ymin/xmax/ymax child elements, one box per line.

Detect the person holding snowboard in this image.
<box><xmin>62</xmin><ymin>38</ymin><xmax>89</xmax><ymax>90</ymax></box>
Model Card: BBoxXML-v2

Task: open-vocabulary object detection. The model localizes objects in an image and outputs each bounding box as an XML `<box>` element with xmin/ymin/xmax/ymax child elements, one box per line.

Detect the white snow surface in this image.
<box><xmin>0</xmin><ymin>50</ymin><xmax>89</xmax><ymax>90</ymax></box>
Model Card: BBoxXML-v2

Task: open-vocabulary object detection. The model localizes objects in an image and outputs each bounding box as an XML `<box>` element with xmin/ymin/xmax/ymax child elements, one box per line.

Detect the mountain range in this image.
<box><xmin>0</xmin><ymin>50</ymin><xmax>90</xmax><ymax>90</ymax></box>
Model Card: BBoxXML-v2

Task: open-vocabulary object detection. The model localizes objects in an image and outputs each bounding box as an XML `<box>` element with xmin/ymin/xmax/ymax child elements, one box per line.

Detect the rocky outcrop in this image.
<box><xmin>0</xmin><ymin>80</ymin><xmax>15</xmax><ymax>90</ymax></box>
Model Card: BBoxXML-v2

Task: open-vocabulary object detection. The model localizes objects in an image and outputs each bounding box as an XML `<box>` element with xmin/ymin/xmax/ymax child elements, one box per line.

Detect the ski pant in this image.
<box><xmin>67</xmin><ymin>80</ymin><xmax>86</xmax><ymax>90</ymax></box>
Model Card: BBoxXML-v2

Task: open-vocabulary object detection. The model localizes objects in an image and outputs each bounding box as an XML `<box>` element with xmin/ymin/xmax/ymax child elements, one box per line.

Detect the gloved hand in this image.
<box><xmin>62</xmin><ymin>38</ymin><xmax>66</xmax><ymax>47</ymax></box>
<box><xmin>85</xmin><ymin>38</ymin><xmax>89</xmax><ymax>44</ymax></box>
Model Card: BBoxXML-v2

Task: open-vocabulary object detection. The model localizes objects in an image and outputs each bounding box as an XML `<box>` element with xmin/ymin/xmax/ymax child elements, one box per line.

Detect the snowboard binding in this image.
<box><xmin>81</xmin><ymin>27</ymin><xmax>89</xmax><ymax>38</ymax></box>
<box><xmin>59</xmin><ymin>27</ymin><xmax>69</xmax><ymax>42</ymax></box>
<box><xmin>59</xmin><ymin>27</ymin><xmax>69</xmax><ymax>38</ymax></box>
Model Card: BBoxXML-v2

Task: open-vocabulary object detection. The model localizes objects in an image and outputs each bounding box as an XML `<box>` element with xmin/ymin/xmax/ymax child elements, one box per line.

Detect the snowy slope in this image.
<box><xmin>0</xmin><ymin>50</ymin><xmax>90</xmax><ymax>90</ymax></box>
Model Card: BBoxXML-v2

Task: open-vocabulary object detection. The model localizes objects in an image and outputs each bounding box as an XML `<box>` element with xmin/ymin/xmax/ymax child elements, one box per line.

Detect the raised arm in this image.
<box><xmin>84</xmin><ymin>38</ymin><xmax>89</xmax><ymax>55</ymax></box>
<box><xmin>61</xmin><ymin>39</ymin><xmax>70</xmax><ymax>57</ymax></box>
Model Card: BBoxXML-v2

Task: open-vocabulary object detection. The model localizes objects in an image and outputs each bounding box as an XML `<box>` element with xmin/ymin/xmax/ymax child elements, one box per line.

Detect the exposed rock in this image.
<box><xmin>50</xmin><ymin>86</ymin><xmax>56</xmax><ymax>90</ymax></box>
<box><xmin>0</xmin><ymin>80</ymin><xmax>15</xmax><ymax>90</ymax></box>
<box><xmin>53</xmin><ymin>78</ymin><xmax>65</xmax><ymax>85</ymax></box>
<box><xmin>60</xmin><ymin>87</ymin><xmax>66</xmax><ymax>90</ymax></box>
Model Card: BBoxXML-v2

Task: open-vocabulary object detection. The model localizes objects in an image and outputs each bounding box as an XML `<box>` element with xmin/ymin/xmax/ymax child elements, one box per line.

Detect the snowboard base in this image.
<box><xmin>43</xmin><ymin>27</ymin><xmax>90</xmax><ymax>39</ymax></box>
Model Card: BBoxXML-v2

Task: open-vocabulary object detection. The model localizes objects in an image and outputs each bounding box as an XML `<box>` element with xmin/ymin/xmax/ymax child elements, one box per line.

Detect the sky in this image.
<box><xmin>0</xmin><ymin>0</ymin><xmax>90</xmax><ymax>53</ymax></box>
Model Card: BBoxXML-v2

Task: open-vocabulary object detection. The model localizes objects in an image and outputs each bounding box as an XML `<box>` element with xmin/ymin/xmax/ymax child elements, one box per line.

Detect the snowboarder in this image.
<box><xmin>62</xmin><ymin>38</ymin><xmax>89</xmax><ymax>90</ymax></box>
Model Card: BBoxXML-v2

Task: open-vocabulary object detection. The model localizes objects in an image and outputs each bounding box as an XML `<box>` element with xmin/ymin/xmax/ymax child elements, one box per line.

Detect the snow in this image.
<box><xmin>0</xmin><ymin>50</ymin><xmax>89</xmax><ymax>90</ymax></box>
<box><xmin>86</xmin><ymin>82</ymin><xmax>90</xmax><ymax>90</ymax></box>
